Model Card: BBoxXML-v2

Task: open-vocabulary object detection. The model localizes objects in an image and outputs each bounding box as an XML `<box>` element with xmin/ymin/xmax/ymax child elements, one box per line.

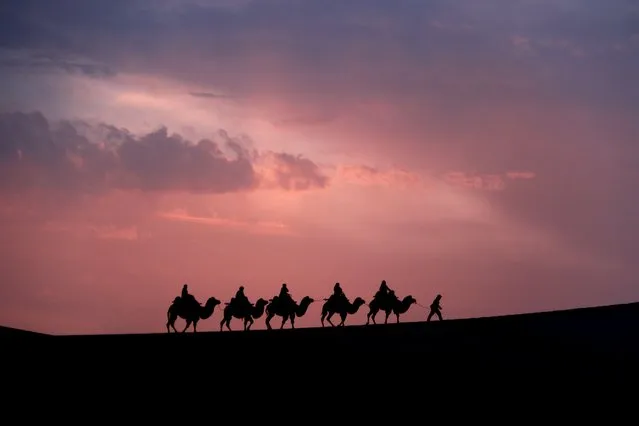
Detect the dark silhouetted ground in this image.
<box><xmin>4</xmin><ymin>302</ymin><xmax>638</xmax><ymax>391</ymax></box>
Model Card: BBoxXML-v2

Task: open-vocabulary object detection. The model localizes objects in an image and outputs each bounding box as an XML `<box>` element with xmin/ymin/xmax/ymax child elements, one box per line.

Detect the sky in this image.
<box><xmin>1</xmin><ymin>0</ymin><xmax>638</xmax><ymax>335</ymax></box>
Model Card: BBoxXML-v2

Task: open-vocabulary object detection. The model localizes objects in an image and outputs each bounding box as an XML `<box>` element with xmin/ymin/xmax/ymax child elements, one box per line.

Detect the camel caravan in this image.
<box><xmin>166</xmin><ymin>280</ymin><xmax>435</xmax><ymax>333</ymax></box>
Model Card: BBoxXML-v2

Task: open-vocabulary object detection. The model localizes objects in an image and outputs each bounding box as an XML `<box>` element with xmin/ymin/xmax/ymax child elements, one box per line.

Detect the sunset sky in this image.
<box><xmin>1</xmin><ymin>0</ymin><xmax>638</xmax><ymax>335</ymax></box>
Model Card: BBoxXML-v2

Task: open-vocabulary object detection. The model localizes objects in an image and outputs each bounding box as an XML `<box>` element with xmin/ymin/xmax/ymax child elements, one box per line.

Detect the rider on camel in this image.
<box><xmin>180</xmin><ymin>283</ymin><xmax>196</xmax><ymax>306</ymax></box>
<box><xmin>278</xmin><ymin>283</ymin><xmax>293</xmax><ymax>309</ymax></box>
<box><xmin>279</xmin><ymin>283</ymin><xmax>290</xmax><ymax>299</ymax></box>
<box><xmin>375</xmin><ymin>280</ymin><xmax>392</xmax><ymax>301</ymax></box>
<box><xmin>233</xmin><ymin>286</ymin><xmax>250</xmax><ymax>311</ymax></box>
<box><xmin>332</xmin><ymin>282</ymin><xmax>346</xmax><ymax>304</ymax></box>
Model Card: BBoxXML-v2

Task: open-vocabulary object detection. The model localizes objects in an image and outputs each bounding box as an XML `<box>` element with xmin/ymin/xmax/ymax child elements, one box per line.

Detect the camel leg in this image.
<box><xmin>280</xmin><ymin>315</ymin><xmax>288</xmax><ymax>329</ymax></box>
<box><xmin>395</xmin><ymin>313</ymin><xmax>400</xmax><ymax>323</ymax></box>
<box><xmin>193</xmin><ymin>320</ymin><xmax>198</xmax><ymax>333</ymax></box>
<box><xmin>182</xmin><ymin>320</ymin><xmax>192</xmax><ymax>333</ymax></box>
<box><xmin>339</xmin><ymin>313</ymin><xmax>347</xmax><ymax>327</ymax></box>
<box><xmin>290</xmin><ymin>315</ymin><xmax>295</xmax><ymax>329</ymax></box>
<box><xmin>327</xmin><ymin>312</ymin><xmax>335</xmax><ymax>327</ymax></box>
<box><xmin>167</xmin><ymin>319</ymin><xmax>179</xmax><ymax>333</ymax></box>
<box><xmin>169</xmin><ymin>316</ymin><xmax>178</xmax><ymax>333</ymax></box>
<box><xmin>367</xmin><ymin>309</ymin><xmax>377</xmax><ymax>325</ymax></box>
<box><xmin>320</xmin><ymin>311</ymin><xmax>327</xmax><ymax>327</ymax></box>
<box><xmin>384</xmin><ymin>310</ymin><xmax>391</xmax><ymax>324</ymax></box>
<box><xmin>166</xmin><ymin>309</ymin><xmax>175</xmax><ymax>333</ymax></box>
<box><xmin>265</xmin><ymin>314</ymin><xmax>273</xmax><ymax>330</ymax></box>
<box><xmin>221</xmin><ymin>314</ymin><xmax>233</xmax><ymax>331</ymax></box>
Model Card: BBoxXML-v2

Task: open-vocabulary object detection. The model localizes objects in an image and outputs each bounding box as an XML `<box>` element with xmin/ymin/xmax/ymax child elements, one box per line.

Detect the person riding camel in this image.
<box><xmin>233</xmin><ymin>286</ymin><xmax>250</xmax><ymax>312</ymax></box>
<box><xmin>331</xmin><ymin>282</ymin><xmax>346</xmax><ymax>305</ymax></box>
<box><xmin>388</xmin><ymin>289</ymin><xmax>398</xmax><ymax>302</ymax></box>
<box><xmin>279</xmin><ymin>283</ymin><xmax>290</xmax><ymax>298</ymax></box>
<box><xmin>180</xmin><ymin>284</ymin><xmax>196</xmax><ymax>307</ymax></box>
<box><xmin>374</xmin><ymin>280</ymin><xmax>392</xmax><ymax>302</ymax></box>
<box><xmin>278</xmin><ymin>283</ymin><xmax>293</xmax><ymax>309</ymax></box>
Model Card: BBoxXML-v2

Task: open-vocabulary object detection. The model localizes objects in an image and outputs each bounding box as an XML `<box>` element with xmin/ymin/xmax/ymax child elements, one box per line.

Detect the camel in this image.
<box><xmin>320</xmin><ymin>296</ymin><xmax>366</xmax><ymax>327</ymax></box>
<box><xmin>265</xmin><ymin>295</ymin><xmax>314</xmax><ymax>330</ymax></box>
<box><xmin>166</xmin><ymin>296</ymin><xmax>222</xmax><ymax>333</ymax></box>
<box><xmin>366</xmin><ymin>294</ymin><xmax>417</xmax><ymax>325</ymax></box>
<box><xmin>220</xmin><ymin>298</ymin><xmax>269</xmax><ymax>331</ymax></box>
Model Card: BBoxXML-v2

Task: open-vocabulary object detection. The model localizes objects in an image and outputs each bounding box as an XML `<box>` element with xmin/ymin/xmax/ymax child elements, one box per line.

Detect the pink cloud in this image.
<box><xmin>444</xmin><ymin>172</ymin><xmax>506</xmax><ymax>191</ymax></box>
<box><xmin>255</xmin><ymin>151</ymin><xmax>329</xmax><ymax>191</ymax></box>
<box><xmin>333</xmin><ymin>165</ymin><xmax>423</xmax><ymax>189</ymax></box>
<box><xmin>443</xmin><ymin>170</ymin><xmax>536</xmax><ymax>191</ymax></box>
<box><xmin>0</xmin><ymin>111</ymin><xmax>329</xmax><ymax>197</ymax></box>
<box><xmin>43</xmin><ymin>221</ymin><xmax>140</xmax><ymax>241</ymax></box>
<box><xmin>157</xmin><ymin>208</ymin><xmax>294</xmax><ymax>236</ymax></box>
<box><xmin>506</xmin><ymin>171</ymin><xmax>536</xmax><ymax>180</ymax></box>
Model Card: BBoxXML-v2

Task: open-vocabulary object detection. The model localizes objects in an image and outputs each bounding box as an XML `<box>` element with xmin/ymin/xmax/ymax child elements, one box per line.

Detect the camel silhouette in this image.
<box><xmin>265</xmin><ymin>295</ymin><xmax>314</xmax><ymax>330</ymax></box>
<box><xmin>366</xmin><ymin>294</ymin><xmax>417</xmax><ymax>325</ymax></box>
<box><xmin>220</xmin><ymin>298</ymin><xmax>269</xmax><ymax>331</ymax></box>
<box><xmin>166</xmin><ymin>296</ymin><xmax>222</xmax><ymax>333</ymax></box>
<box><xmin>320</xmin><ymin>296</ymin><xmax>366</xmax><ymax>327</ymax></box>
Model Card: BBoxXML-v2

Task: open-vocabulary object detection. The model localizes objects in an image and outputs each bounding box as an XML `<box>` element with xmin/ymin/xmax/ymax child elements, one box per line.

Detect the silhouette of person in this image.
<box><xmin>279</xmin><ymin>283</ymin><xmax>293</xmax><ymax>309</ymax></box>
<box><xmin>279</xmin><ymin>283</ymin><xmax>290</xmax><ymax>299</ymax></box>
<box><xmin>374</xmin><ymin>280</ymin><xmax>392</xmax><ymax>303</ymax></box>
<box><xmin>234</xmin><ymin>286</ymin><xmax>250</xmax><ymax>311</ymax></box>
<box><xmin>180</xmin><ymin>284</ymin><xmax>195</xmax><ymax>306</ymax></box>
<box><xmin>332</xmin><ymin>282</ymin><xmax>346</xmax><ymax>303</ymax></box>
<box><xmin>388</xmin><ymin>289</ymin><xmax>398</xmax><ymax>301</ymax></box>
<box><xmin>427</xmin><ymin>294</ymin><xmax>443</xmax><ymax>322</ymax></box>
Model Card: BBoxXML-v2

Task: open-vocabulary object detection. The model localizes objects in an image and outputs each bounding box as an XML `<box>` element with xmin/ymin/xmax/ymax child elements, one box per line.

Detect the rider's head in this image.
<box><xmin>239</xmin><ymin>286</ymin><xmax>244</xmax><ymax>291</ymax></box>
<box><xmin>282</xmin><ymin>283</ymin><xmax>287</xmax><ymax>288</ymax></box>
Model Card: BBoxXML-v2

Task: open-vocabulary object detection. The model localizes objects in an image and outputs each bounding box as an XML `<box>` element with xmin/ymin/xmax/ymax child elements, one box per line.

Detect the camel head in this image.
<box><xmin>206</xmin><ymin>297</ymin><xmax>222</xmax><ymax>307</ymax></box>
<box><xmin>403</xmin><ymin>295</ymin><xmax>417</xmax><ymax>306</ymax></box>
<box><xmin>255</xmin><ymin>298</ymin><xmax>269</xmax><ymax>307</ymax></box>
<box><xmin>300</xmin><ymin>296</ymin><xmax>315</xmax><ymax>305</ymax></box>
<box><xmin>353</xmin><ymin>297</ymin><xmax>366</xmax><ymax>307</ymax></box>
